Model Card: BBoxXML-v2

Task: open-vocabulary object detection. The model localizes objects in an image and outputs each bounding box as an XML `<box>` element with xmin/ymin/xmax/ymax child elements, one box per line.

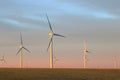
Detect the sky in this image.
<box><xmin>0</xmin><ymin>0</ymin><xmax>120</xmax><ymax>68</ymax></box>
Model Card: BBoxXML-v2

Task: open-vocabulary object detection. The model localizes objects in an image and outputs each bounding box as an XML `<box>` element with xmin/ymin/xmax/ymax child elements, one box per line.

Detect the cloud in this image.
<box><xmin>1</xmin><ymin>15</ymin><xmax>47</xmax><ymax>29</ymax></box>
<box><xmin>0</xmin><ymin>0</ymin><xmax>65</xmax><ymax>30</ymax></box>
<box><xmin>55</xmin><ymin>0</ymin><xmax>120</xmax><ymax>18</ymax></box>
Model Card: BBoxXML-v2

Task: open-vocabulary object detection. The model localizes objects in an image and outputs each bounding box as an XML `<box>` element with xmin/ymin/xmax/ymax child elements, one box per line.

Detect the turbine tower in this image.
<box><xmin>83</xmin><ymin>40</ymin><xmax>89</xmax><ymax>68</ymax></box>
<box><xmin>16</xmin><ymin>33</ymin><xmax>31</xmax><ymax>68</ymax></box>
<box><xmin>0</xmin><ymin>54</ymin><xmax>7</xmax><ymax>64</ymax></box>
<box><xmin>46</xmin><ymin>14</ymin><xmax>65</xmax><ymax>68</ymax></box>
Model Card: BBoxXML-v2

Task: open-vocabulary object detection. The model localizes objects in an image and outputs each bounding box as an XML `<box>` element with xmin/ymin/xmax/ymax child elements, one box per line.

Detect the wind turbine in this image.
<box><xmin>53</xmin><ymin>56</ymin><xmax>59</xmax><ymax>65</ymax></box>
<box><xmin>83</xmin><ymin>40</ymin><xmax>89</xmax><ymax>68</ymax></box>
<box><xmin>113</xmin><ymin>56</ymin><xmax>117</xmax><ymax>68</ymax></box>
<box><xmin>0</xmin><ymin>54</ymin><xmax>7</xmax><ymax>64</ymax></box>
<box><xmin>46</xmin><ymin>14</ymin><xmax>65</xmax><ymax>68</ymax></box>
<box><xmin>16</xmin><ymin>33</ymin><xmax>31</xmax><ymax>68</ymax></box>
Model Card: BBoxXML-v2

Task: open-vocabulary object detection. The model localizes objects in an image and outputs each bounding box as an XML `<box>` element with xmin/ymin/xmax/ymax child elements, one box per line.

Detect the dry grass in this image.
<box><xmin>0</xmin><ymin>68</ymin><xmax>120</xmax><ymax>80</ymax></box>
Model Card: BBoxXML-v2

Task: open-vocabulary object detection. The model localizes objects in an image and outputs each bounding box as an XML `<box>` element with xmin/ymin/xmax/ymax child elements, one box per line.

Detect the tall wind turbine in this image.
<box><xmin>46</xmin><ymin>14</ymin><xmax>65</xmax><ymax>68</ymax></box>
<box><xmin>0</xmin><ymin>54</ymin><xmax>7</xmax><ymax>64</ymax></box>
<box><xmin>83</xmin><ymin>40</ymin><xmax>89</xmax><ymax>68</ymax></box>
<box><xmin>16</xmin><ymin>33</ymin><xmax>31</xmax><ymax>68</ymax></box>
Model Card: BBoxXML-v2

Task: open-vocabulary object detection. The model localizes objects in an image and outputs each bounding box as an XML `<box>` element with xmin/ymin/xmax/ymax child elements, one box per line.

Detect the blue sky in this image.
<box><xmin>0</xmin><ymin>0</ymin><xmax>120</xmax><ymax>68</ymax></box>
<box><xmin>0</xmin><ymin>0</ymin><xmax>119</xmax><ymax>29</ymax></box>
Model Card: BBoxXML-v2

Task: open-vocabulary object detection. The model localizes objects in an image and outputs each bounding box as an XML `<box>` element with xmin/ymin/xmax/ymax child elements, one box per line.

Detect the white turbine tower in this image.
<box><xmin>16</xmin><ymin>33</ymin><xmax>31</xmax><ymax>68</ymax></box>
<box><xmin>0</xmin><ymin>54</ymin><xmax>7</xmax><ymax>64</ymax></box>
<box><xmin>83</xmin><ymin>40</ymin><xmax>89</xmax><ymax>68</ymax></box>
<box><xmin>46</xmin><ymin>14</ymin><xmax>65</xmax><ymax>69</ymax></box>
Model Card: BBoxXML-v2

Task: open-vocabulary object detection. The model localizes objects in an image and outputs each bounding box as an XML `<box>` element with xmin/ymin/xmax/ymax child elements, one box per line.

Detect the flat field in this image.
<box><xmin>0</xmin><ymin>68</ymin><xmax>120</xmax><ymax>80</ymax></box>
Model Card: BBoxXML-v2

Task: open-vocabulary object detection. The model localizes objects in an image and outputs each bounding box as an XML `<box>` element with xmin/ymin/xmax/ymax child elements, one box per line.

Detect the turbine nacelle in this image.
<box><xmin>49</xmin><ymin>32</ymin><xmax>54</xmax><ymax>38</ymax></box>
<box><xmin>84</xmin><ymin>49</ymin><xmax>89</xmax><ymax>53</ymax></box>
<box><xmin>19</xmin><ymin>45</ymin><xmax>23</xmax><ymax>49</ymax></box>
<box><xmin>86</xmin><ymin>50</ymin><xmax>90</xmax><ymax>53</ymax></box>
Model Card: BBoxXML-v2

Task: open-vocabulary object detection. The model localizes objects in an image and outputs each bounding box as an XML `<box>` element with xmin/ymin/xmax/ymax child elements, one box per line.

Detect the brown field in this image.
<box><xmin>0</xmin><ymin>68</ymin><xmax>120</xmax><ymax>80</ymax></box>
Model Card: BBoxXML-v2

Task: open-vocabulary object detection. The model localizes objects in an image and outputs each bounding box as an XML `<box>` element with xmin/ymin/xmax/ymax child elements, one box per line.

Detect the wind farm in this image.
<box><xmin>0</xmin><ymin>0</ymin><xmax>120</xmax><ymax>80</ymax></box>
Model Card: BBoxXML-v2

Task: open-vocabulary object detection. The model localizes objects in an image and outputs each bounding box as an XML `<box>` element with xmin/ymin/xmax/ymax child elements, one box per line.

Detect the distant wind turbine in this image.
<box><xmin>113</xmin><ymin>56</ymin><xmax>117</xmax><ymax>68</ymax></box>
<box><xmin>53</xmin><ymin>56</ymin><xmax>59</xmax><ymax>65</ymax></box>
<box><xmin>0</xmin><ymin>54</ymin><xmax>7</xmax><ymax>64</ymax></box>
<box><xmin>16</xmin><ymin>32</ymin><xmax>31</xmax><ymax>68</ymax></box>
<box><xmin>83</xmin><ymin>40</ymin><xmax>89</xmax><ymax>68</ymax></box>
<box><xmin>46</xmin><ymin>14</ymin><xmax>65</xmax><ymax>68</ymax></box>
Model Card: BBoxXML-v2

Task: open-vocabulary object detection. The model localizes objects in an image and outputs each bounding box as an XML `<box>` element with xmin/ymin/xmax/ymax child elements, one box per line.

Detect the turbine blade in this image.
<box><xmin>46</xmin><ymin>14</ymin><xmax>53</xmax><ymax>32</ymax></box>
<box><xmin>23</xmin><ymin>47</ymin><xmax>31</xmax><ymax>53</ymax></box>
<box><xmin>47</xmin><ymin>37</ymin><xmax>53</xmax><ymax>51</ymax></box>
<box><xmin>54</xmin><ymin>34</ymin><xmax>65</xmax><ymax>38</ymax></box>
<box><xmin>16</xmin><ymin>48</ymin><xmax>22</xmax><ymax>55</ymax></box>
<box><xmin>20</xmin><ymin>32</ymin><xmax>23</xmax><ymax>45</ymax></box>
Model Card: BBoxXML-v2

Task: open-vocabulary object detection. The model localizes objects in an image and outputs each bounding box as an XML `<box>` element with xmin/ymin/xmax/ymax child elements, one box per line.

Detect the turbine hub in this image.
<box><xmin>49</xmin><ymin>32</ymin><xmax>53</xmax><ymax>37</ymax></box>
<box><xmin>20</xmin><ymin>45</ymin><xmax>23</xmax><ymax>48</ymax></box>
